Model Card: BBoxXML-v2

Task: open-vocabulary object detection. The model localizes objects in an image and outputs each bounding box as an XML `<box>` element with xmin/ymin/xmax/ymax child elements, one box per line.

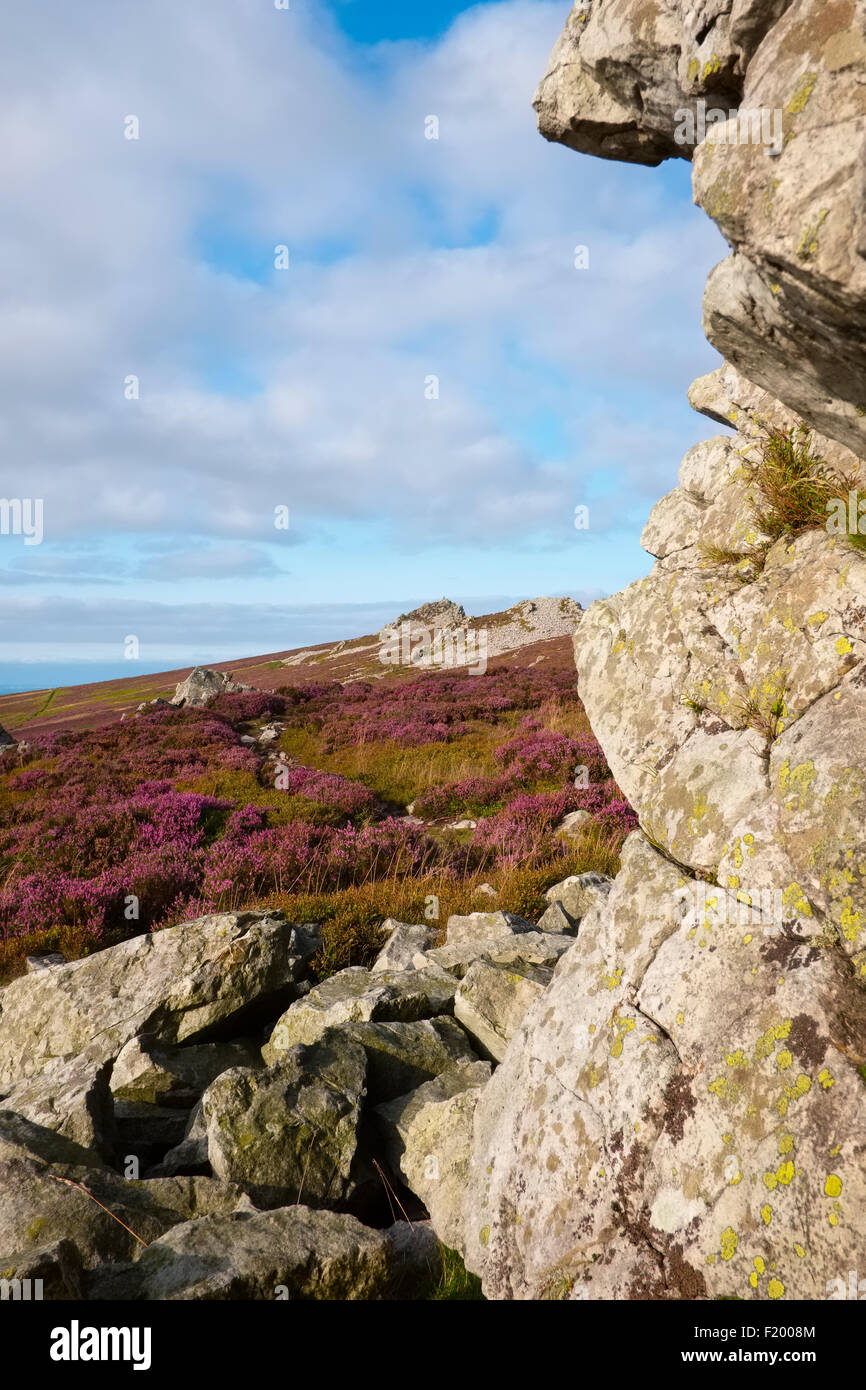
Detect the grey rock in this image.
<box><xmin>25</xmin><ymin>953</ymin><xmax>66</xmax><ymax>973</ymax></box>
<box><xmin>0</xmin><ymin>1111</ymin><xmax>225</xmax><ymax>1268</ymax></box>
<box><xmin>202</xmin><ymin>1035</ymin><xmax>367</xmax><ymax>1209</ymax></box>
<box><xmin>170</xmin><ymin>667</ymin><xmax>252</xmax><ymax>708</ymax></box>
<box><xmin>420</xmin><ymin>931</ymin><xmax>574</xmax><ymax>980</ymax></box>
<box><xmin>0</xmin><ymin>1054</ymin><xmax>114</xmax><ymax>1155</ymax></box>
<box><xmin>0</xmin><ymin>1239</ymin><xmax>84</xmax><ymax>1300</ymax></box>
<box><xmin>377</xmin><ymin>1062</ymin><xmax>492</xmax><ymax>1254</ymax></box>
<box><xmin>454</xmin><ymin>960</ymin><xmax>553</xmax><ymax>1064</ymax></box>
<box><xmin>0</xmin><ymin>911</ymin><xmax>319</xmax><ymax>1088</ymax></box>
<box><xmin>262</xmin><ymin>964</ymin><xmax>457</xmax><ymax>1062</ymax></box>
<box><xmin>110</xmin><ymin>1037</ymin><xmax>263</xmax><ymax>1108</ymax></box>
<box><xmin>87</xmin><ymin>1205</ymin><xmax>395</xmax><ymax>1301</ymax></box>
<box><xmin>371</xmin><ymin>920</ymin><xmax>438</xmax><ymax>974</ymax></box>
<box><xmin>335</xmin><ymin>1018</ymin><xmax>477</xmax><ymax>1102</ymax></box>
<box><xmin>444</xmin><ymin>910</ymin><xmax>536</xmax><ymax>948</ymax></box>
<box><xmin>543</xmin><ymin>872</ymin><xmax>614</xmax><ymax>927</ymax></box>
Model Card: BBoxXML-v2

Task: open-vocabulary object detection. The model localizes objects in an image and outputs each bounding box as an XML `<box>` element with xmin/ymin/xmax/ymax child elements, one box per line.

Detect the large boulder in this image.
<box><xmin>377</xmin><ymin>1062</ymin><xmax>492</xmax><ymax>1255</ymax></box>
<box><xmin>201</xmin><ymin>1035</ymin><xmax>367</xmax><ymax>1209</ymax></box>
<box><xmin>170</xmin><ymin>667</ymin><xmax>252</xmax><ymax>708</ymax></box>
<box><xmin>464</xmin><ymin>832</ymin><xmax>866</xmax><ymax>1299</ymax></box>
<box><xmin>261</xmin><ymin>964</ymin><xmax>457</xmax><ymax>1061</ymax></box>
<box><xmin>454</xmin><ymin>960</ymin><xmax>553</xmax><ymax>1064</ymax></box>
<box><xmin>0</xmin><ymin>912</ymin><xmax>319</xmax><ymax>1088</ymax></box>
<box><xmin>87</xmin><ymin>1205</ymin><xmax>395</xmax><ymax>1301</ymax></box>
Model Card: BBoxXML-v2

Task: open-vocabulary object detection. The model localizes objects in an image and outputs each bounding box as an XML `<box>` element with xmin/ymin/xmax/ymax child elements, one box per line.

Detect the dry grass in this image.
<box><xmin>262</xmin><ymin>825</ymin><xmax>621</xmax><ymax>979</ymax></box>
<box><xmin>276</xmin><ymin>725</ymin><xmax>512</xmax><ymax>807</ymax></box>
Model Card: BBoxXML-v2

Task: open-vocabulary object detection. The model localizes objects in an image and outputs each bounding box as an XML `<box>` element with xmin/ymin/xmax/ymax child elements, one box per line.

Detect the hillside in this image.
<box><xmin>0</xmin><ymin>596</ymin><xmax>581</xmax><ymax>740</ymax></box>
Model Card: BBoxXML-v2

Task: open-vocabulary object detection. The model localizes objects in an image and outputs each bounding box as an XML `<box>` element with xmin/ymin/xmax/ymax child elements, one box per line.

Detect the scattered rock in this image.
<box><xmin>454</xmin><ymin>960</ymin><xmax>553</xmax><ymax>1063</ymax></box>
<box><xmin>202</xmin><ymin>1035</ymin><xmax>367</xmax><ymax>1209</ymax></box>
<box><xmin>87</xmin><ymin>1205</ymin><xmax>395</xmax><ymax>1301</ymax></box>
<box><xmin>554</xmin><ymin>809</ymin><xmax>592</xmax><ymax>838</ymax></box>
<box><xmin>372</xmin><ymin>921</ymin><xmax>438</xmax><ymax>974</ymax></box>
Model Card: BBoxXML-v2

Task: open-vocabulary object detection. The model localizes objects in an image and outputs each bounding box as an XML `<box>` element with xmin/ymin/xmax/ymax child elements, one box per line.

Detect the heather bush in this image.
<box><xmin>0</xmin><ymin>662</ymin><xmax>636</xmax><ymax>982</ymax></box>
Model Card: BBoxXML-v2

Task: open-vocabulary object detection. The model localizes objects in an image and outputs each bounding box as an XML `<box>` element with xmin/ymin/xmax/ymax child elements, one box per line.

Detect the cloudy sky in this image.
<box><xmin>0</xmin><ymin>0</ymin><xmax>728</xmax><ymax>690</ymax></box>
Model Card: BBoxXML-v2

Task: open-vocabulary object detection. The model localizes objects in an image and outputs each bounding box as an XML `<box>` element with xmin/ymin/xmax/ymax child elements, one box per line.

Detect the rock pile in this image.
<box><xmin>0</xmin><ymin>880</ymin><xmax>605</xmax><ymax>1300</ymax></box>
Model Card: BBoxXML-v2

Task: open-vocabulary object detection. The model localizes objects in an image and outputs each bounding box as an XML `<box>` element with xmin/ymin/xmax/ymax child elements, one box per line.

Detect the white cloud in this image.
<box><xmin>0</xmin><ymin>0</ymin><xmax>726</xmax><ymax>660</ymax></box>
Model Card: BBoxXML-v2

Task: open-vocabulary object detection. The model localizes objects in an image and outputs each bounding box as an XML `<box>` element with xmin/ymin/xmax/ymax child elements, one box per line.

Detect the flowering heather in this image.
<box><xmin>473</xmin><ymin>786</ymin><xmax>635</xmax><ymax>865</ymax></box>
<box><xmin>278</xmin><ymin>665</ymin><xmax>578</xmax><ymax>750</ymax></box>
<box><xmin>0</xmin><ymin>660</ymin><xmax>636</xmax><ymax>978</ymax></box>
<box><xmin>209</xmin><ymin>690</ymin><xmax>287</xmax><ymax>722</ymax></box>
<box><xmin>274</xmin><ymin>764</ymin><xmax>379</xmax><ymax>820</ymax></box>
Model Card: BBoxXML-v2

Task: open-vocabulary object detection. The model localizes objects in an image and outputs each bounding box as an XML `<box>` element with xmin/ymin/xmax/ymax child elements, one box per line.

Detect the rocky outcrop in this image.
<box><xmin>0</xmin><ymin>901</ymin><xmax>578</xmax><ymax>1298</ymax></box>
<box><xmin>457</xmin><ymin>0</ymin><xmax>866</xmax><ymax>1301</ymax></box>
<box><xmin>170</xmin><ymin>667</ymin><xmax>252</xmax><ymax>708</ymax></box>
<box><xmin>534</xmin><ymin>0</ymin><xmax>866</xmax><ymax>459</ymax></box>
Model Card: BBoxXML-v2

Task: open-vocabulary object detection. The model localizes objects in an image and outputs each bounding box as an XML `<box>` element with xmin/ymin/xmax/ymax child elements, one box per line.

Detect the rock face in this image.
<box><xmin>534</xmin><ymin>0</ymin><xmax>866</xmax><ymax>459</ymax></box>
<box><xmin>459</xmin><ymin>0</ymin><xmax>866</xmax><ymax>1301</ymax></box>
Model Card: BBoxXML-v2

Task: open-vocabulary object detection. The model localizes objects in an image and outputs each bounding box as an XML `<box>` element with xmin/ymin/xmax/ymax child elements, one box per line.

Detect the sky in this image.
<box><xmin>0</xmin><ymin>0</ymin><xmax>729</xmax><ymax>691</ymax></box>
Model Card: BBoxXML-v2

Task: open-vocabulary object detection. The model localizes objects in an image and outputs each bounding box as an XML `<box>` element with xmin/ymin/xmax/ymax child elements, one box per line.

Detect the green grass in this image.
<box><xmin>701</xmin><ymin>423</ymin><xmax>862</xmax><ymax>575</ymax></box>
<box><xmin>425</xmin><ymin>1246</ymin><xmax>485</xmax><ymax>1300</ymax></box>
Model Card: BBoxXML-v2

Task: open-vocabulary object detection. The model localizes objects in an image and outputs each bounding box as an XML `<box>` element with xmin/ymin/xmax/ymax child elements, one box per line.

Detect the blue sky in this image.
<box><xmin>0</xmin><ymin>0</ymin><xmax>728</xmax><ymax>689</ymax></box>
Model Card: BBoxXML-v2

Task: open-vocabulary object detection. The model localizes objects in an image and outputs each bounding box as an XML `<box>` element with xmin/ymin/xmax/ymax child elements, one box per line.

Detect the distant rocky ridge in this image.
<box><xmin>280</xmin><ymin>595</ymin><xmax>585</xmax><ymax>676</ymax></box>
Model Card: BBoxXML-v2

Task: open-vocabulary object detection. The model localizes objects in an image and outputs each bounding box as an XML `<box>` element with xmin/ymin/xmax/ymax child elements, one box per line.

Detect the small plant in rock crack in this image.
<box><xmin>735</xmin><ymin>690</ymin><xmax>788</xmax><ymax>742</ymax></box>
<box><xmin>700</xmin><ymin>423</ymin><xmax>860</xmax><ymax>576</ymax></box>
